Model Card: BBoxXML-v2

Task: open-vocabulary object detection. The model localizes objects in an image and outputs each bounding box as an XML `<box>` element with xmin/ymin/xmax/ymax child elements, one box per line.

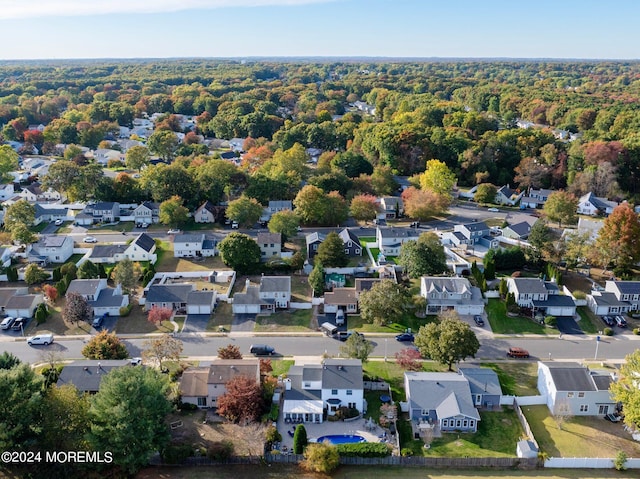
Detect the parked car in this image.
<box><xmin>337</xmin><ymin>330</ymin><xmax>363</xmax><ymax>342</ymax></box>
<box><xmin>0</xmin><ymin>316</ymin><xmax>15</xmax><ymax>330</ymax></box>
<box><xmin>249</xmin><ymin>344</ymin><xmax>275</xmax><ymax>355</ymax></box>
<box><xmin>410</xmin><ymin>221</ymin><xmax>420</xmax><ymax>228</ymax></box>
<box><xmin>54</xmin><ymin>219</ymin><xmax>63</xmax><ymax>226</ymax></box>
<box><xmin>167</xmin><ymin>229</ymin><xmax>181</xmax><ymax>234</ymax></box>
<box><xmin>395</xmin><ymin>332</ymin><xmax>415</xmax><ymax>342</ymax></box>
<box><xmin>615</xmin><ymin>315</ymin><xmax>627</xmax><ymax>328</ymax></box>
<box><xmin>473</xmin><ymin>315</ymin><xmax>485</xmax><ymax>326</ymax></box>
<box><xmin>231</xmin><ymin>221</ymin><xmax>239</xmax><ymax>229</ymax></box>
<box><xmin>507</xmin><ymin>347</ymin><xmax>530</xmax><ymax>358</ymax></box>
<box><xmin>83</xmin><ymin>236</ymin><xmax>97</xmax><ymax>243</ymax></box>
<box><xmin>487</xmin><ymin>207</ymin><xmax>499</xmax><ymax>212</ymax></box>
<box><xmin>11</xmin><ymin>317</ymin><xmax>25</xmax><ymax>331</ymax></box>
<box><xmin>130</xmin><ymin>357</ymin><xmax>143</xmax><ymax>366</ymax></box>
<box><xmin>27</xmin><ymin>333</ymin><xmax>54</xmax><ymax>346</ymax></box>
<box><xmin>92</xmin><ymin>313</ymin><xmax>107</xmax><ymax>329</ymax></box>
<box><xmin>601</xmin><ymin>316</ymin><xmax>615</xmax><ymax>326</ymax></box>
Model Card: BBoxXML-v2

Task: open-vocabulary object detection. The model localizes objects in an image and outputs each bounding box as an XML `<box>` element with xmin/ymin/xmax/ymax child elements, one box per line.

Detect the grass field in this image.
<box><xmin>136</xmin><ymin>465</ymin><xmax>632</xmax><ymax>479</ymax></box>
<box><xmin>206</xmin><ymin>301</ymin><xmax>232</xmax><ymax>332</ymax></box>
<box><xmin>577</xmin><ymin>306</ymin><xmax>601</xmax><ymax>334</ymax></box>
<box><xmin>254</xmin><ymin>309</ymin><xmax>313</xmax><ymax>332</ymax></box>
<box><xmin>481</xmin><ymin>362</ymin><xmax>539</xmax><ymax>396</ymax></box>
<box><xmin>486</xmin><ymin>299</ymin><xmax>548</xmax><ymax>335</ymax></box>
<box><xmin>523</xmin><ymin>405</ymin><xmax>640</xmax><ymax>458</ymax></box>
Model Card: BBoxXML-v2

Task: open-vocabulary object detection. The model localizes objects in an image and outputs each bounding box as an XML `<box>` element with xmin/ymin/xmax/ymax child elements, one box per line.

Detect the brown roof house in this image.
<box><xmin>179</xmin><ymin>359</ymin><xmax>261</xmax><ymax>409</ymax></box>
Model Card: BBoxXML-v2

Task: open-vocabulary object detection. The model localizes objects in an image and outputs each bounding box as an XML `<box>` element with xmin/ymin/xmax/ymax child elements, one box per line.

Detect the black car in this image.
<box><xmin>395</xmin><ymin>333</ymin><xmax>415</xmax><ymax>342</ymax></box>
<box><xmin>92</xmin><ymin>313</ymin><xmax>107</xmax><ymax>329</ymax></box>
<box><xmin>336</xmin><ymin>330</ymin><xmax>363</xmax><ymax>342</ymax></box>
<box><xmin>473</xmin><ymin>315</ymin><xmax>485</xmax><ymax>326</ymax></box>
<box><xmin>601</xmin><ymin>316</ymin><xmax>615</xmax><ymax>326</ymax></box>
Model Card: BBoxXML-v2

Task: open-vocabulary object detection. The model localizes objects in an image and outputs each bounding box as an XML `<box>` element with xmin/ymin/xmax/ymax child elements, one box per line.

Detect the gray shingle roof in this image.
<box><xmin>378</xmin><ymin>227</ymin><xmax>419</xmax><ymax>239</ymax></box>
<box><xmin>89</xmin><ymin>245</ymin><xmax>127</xmax><ymax>259</ymax></box>
<box><xmin>541</xmin><ymin>362</ymin><xmax>609</xmax><ymax>391</ymax></box>
<box><xmin>5</xmin><ymin>294</ymin><xmax>39</xmax><ymax>309</ymax></box>
<box><xmin>174</xmin><ymin>234</ymin><xmax>205</xmax><ymax>244</ymax></box>
<box><xmin>611</xmin><ymin>281</ymin><xmax>640</xmax><ymax>295</ymax></box>
<box><xmin>458</xmin><ymin>367</ymin><xmax>503</xmax><ymax>396</ymax></box>
<box><xmin>505</xmin><ymin>221</ymin><xmax>531</xmax><ymax>237</ymax></box>
<box><xmin>67</xmin><ymin>279</ymin><xmax>103</xmax><ymax>297</ymax></box>
<box><xmin>322</xmin><ymin>359</ymin><xmax>363</xmax><ymax>390</ymax></box>
<box><xmin>92</xmin><ymin>289</ymin><xmax>126</xmax><ymax>307</ymax></box>
<box><xmin>510</xmin><ymin>278</ymin><xmax>548</xmax><ymax>295</ymax></box>
<box><xmin>232</xmin><ymin>285</ymin><xmax>260</xmax><ymax>305</ymax></box>
<box><xmin>179</xmin><ymin>367</ymin><xmax>209</xmax><ymax>397</ymax></box>
<box><xmin>187</xmin><ymin>291</ymin><xmax>214</xmax><ymax>306</ymax></box>
<box><xmin>305</xmin><ymin>232</ymin><xmax>325</xmax><ymax>246</ymax></box>
<box><xmin>146</xmin><ymin>284</ymin><xmax>193</xmax><ymax>303</ymax></box>
<box><xmin>338</xmin><ymin>228</ymin><xmax>361</xmax><ymax>246</ymax></box>
<box><xmin>35</xmin><ymin>235</ymin><xmax>70</xmax><ymax>248</ymax></box>
<box><xmin>257</xmin><ymin>232</ymin><xmax>281</xmax><ymax>244</ymax></box>
<box><xmin>405</xmin><ymin>372</ymin><xmax>480</xmax><ymax>421</ymax></box>
<box><xmin>56</xmin><ymin>360</ymin><xmax>131</xmax><ymax>392</ymax></box>
<box><xmin>462</xmin><ymin>221</ymin><xmax>489</xmax><ymax>232</ymax></box>
<box><xmin>259</xmin><ymin>276</ymin><xmax>291</xmax><ymax>293</ymax></box>
<box><xmin>286</xmin><ymin>365</ymin><xmax>323</xmax><ymax>402</ymax></box>
<box><xmin>207</xmin><ymin>359</ymin><xmax>260</xmax><ymax>385</ymax></box>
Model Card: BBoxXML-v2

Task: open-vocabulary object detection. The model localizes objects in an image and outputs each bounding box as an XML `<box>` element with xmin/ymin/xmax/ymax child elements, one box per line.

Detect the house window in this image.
<box><xmin>442</xmin><ymin>419</ymin><xmax>448</xmax><ymax>427</ymax></box>
<box><xmin>421</xmin><ymin>409</ymin><xmax>429</xmax><ymax>416</ymax></box>
<box><xmin>197</xmin><ymin>397</ymin><xmax>207</xmax><ymax>407</ymax></box>
<box><xmin>578</xmin><ymin>392</ymin><xmax>585</xmax><ymax>398</ymax></box>
<box><xmin>304</xmin><ymin>382</ymin><xmax>310</xmax><ymax>388</ymax></box>
<box><xmin>346</xmin><ymin>390</ymin><xmax>352</xmax><ymax>395</ymax></box>
<box><xmin>599</xmin><ymin>405</ymin><xmax>609</xmax><ymax>414</ymax></box>
<box><xmin>469</xmin><ymin>420</ymin><xmax>475</xmax><ymax>428</ymax></box>
<box><xmin>579</xmin><ymin>405</ymin><xmax>588</xmax><ymax>412</ymax></box>
<box><xmin>567</xmin><ymin>392</ymin><xmax>574</xmax><ymax>398</ymax></box>
<box><xmin>331</xmin><ymin>389</ymin><xmax>337</xmax><ymax>395</ymax></box>
<box><xmin>463</xmin><ymin>420</ymin><xmax>468</xmax><ymax>428</ymax></box>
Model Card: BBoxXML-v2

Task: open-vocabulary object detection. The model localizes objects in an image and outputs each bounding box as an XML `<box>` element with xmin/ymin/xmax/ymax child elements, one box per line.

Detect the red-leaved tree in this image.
<box><xmin>217</xmin><ymin>344</ymin><xmax>242</xmax><ymax>359</ymax></box>
<box><xmin>43</xmin><ymin>284</ymin><xmax>59</xmax><ymax>303</ymax></box>
<box><xmin>395</xmin><ymin>347</ymin><xmax>423</xmax><ymax>371</ymax></box>
<box><xmin>217</xmin><ymin>375</ymin><xmax>264</xmax><ymax>424</ymax></box>
<box><xmin>147</xmin><ymin>306</ymin><xmax>173</xmax><ymax>325</ymax></box>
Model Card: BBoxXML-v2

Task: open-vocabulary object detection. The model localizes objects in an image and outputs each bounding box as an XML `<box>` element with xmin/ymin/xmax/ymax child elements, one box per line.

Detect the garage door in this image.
<box><xmin>456</xmin><ymin>305</ymin><xmax>471</xmax><ymax>315</ymax></box>
<box><xmin>548</xmin><ymin>306</ymin><xmax>576</xmax><ymax>317</ymax></box>
<box><xmin>233</xmin><ymin>304</ymin><xmax>248</xmax><ymax>314</ymax></box>
<box><xmin>188</xmin><ymin>305</ymin><xmax>211</xmax><ymax>315</ymax></box>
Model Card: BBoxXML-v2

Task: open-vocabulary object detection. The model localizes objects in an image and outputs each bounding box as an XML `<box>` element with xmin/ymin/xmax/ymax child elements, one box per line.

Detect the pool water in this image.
<box><xmin>316</xmin><ymin>434</ymin><xmax>366</xmax><ymax>445</ymax></box>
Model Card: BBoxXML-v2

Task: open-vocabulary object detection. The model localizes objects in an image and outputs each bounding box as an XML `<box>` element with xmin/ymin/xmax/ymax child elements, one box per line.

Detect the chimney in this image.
<box><xmin>245</xmin><ymin>279</ymin><xmax>250</xmax><ymax>290</ymax></box>
<box><xmin>97</xmin><ymin>362</ymin><xmax>101</xmax><ymax>373</ymax></box>
<box><xmin>284</xmin><ymin>378</ymin><xmax>291</xmax><ymax>390</ymax></box>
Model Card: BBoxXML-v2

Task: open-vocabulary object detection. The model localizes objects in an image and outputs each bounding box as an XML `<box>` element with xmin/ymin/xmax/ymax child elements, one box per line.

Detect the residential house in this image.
<box><xmin>537</xmin><ymin>362</ymin><xmax>617</xmax><ymax>416</ymax></box>
<box><xmin>458</xmin><ymin>367</ymin><xmax>503</xmax><ymax>408</ymax></box>
<box><xmin>0</xmin><ymin>247</ymin><xmax>12</xmax><ymax>268</ymax></box>
<box><xmin>324</xmin><ymin>277</ymin><xmax>384</xmax><ymax>315</ymax></box>
<box><xmin>133</xmin><ymin>202</ymin><xmax>160</xmax><ymax>225</ymax></box>
<box><xmin>28</xmin><ymin>235</ymin><xmax>74</xmax><ymax>264</ymax></box>
<box><xmin>179</xmin><ymin>360</ymin><xmax>261</xmax><ymax>409</ymax></box>
<box><xmin>587</xmin><ymin>280</ymin><xmax>640</xmax><ymax>316</ymax></box>
<box><xmin>86</xmin><ymin>202</ymin><xmax>120</xmax><ymax>223</ymax></box>
<box><xmin>5</xmin><ymin>293</ymin><xmax>43</xmax><ymax>318</ymax></box>
<box><xmin>0</xmin><ymin>184</ymin><xmax>14</xmax><ymax>201</ymax></box>
<box><xmin>194</xmin><ymin>201</ymin><xmax>221</xmax><ymax>224</ymax></box>
<box><xmin>379</xmin><ymin>197</ymin><xmax>404</xmax><ymax>219</ymax></box>
<box><xmin>282</xmin><ymin>359</ymin><xmax>364</xmax><ymax>424</ymax></box>
<box><xmin>92</xmin><ymin>148</ymin><xmax>124</xmax><ymax>165</ymax></box>
<box><xmin>495</xmin><ymin>185</ymin><xmax>524</xmax><ymax>206</ymax></box>
<box><xmin>420</xmin><ymin>276</ymin><xmax>484</xmax><ymax>315</ymax></box>
<box><xmin>305</xmin><ymin>232</ymin><xmax>325</xmax><ymax>259</ymax></box>
<box><xmin>405</xmin><ymin>372</ymin><xmax>481</xmax><ymax>439</ymax></box>
<box><xmin>87</xmin><ymin>233</ymin><xmax>156</xmax><ymax>264</ymax></box>
<box><xmin>441</xmin><ymin>222</ymin><xmax>499</xmax><ymax>249</ymax></box>
<box><xmin>338</xmin><ymin>228</ymin><xmax>362</xmax><ymax>257</ymax></box>
<box><xmin>33</xmin><ymin>204</ymin><xmax>69</xmax><ymax>225</ymax></box>
<box><xmin>144</xmin><ymin>282</ymin><xmax>216</xmax><ymax>315</ymax></box>
<box><xmin>577</xmin><ymin>192</ymin><xmax>617</xmax><ymax>216</ymax></box>
<box><xmin>376</xmin><ymin>227</ymin><xmax>420</xmax><ymax>256</ymax></box>
<box><xmin>19</xmin><ymin>182</ymin><xmax>62</xmax><ymax>202</ymax></box>
<box><xmin>260</xmin><ymin>200</ymin><xmax>293</xmax><ymax>222</ymax></box>
<box><xmin>173</xmin><ymin>234</ymin><xmax>217</xmax><ymax>258</ymax></box>
<box><xmin>229</xmin><ymin>138</ymin><xmax>246</xmax><ymax>152</ymax></box>
<box><xmin>506</xmin><ymin>278</ymin><xmax>577</xmax><ymax>317</ymax></box>
<box><xmin>257</xmin><ymin>232</ymin><xmax>282</xmax><ymax>261</ymax></box>
<box><xmin>0</xmin><ymin>287</ymin><xmax>29</xmax><ymax>313</ymax></box>
<box><xmin>575</xmin><ymin>217</ymin><xmax>604</xmax><ymax>241</ymax></box>
<box><xmin>520</xmin><ymin>188</ymin><xmax>554</xmax><ymax>209</ymax></box>
<box><xmin>57</xmin><ymin>360</ymin><xmax>133</xmax><ymax>394</ymax></box>
<box><xmin>231</xmin><ymin>276</ymin><xmax>291</xmax><ymax>314</ymax></box>
<box><xmin>66</xmin><ymin>278</ymin><xmax>129</xmax><ymax>316</ymax></box>
<box><xmin>501</xmin><ymin>221</ymin><xmax>532</xmax><ymax>241</ymax></box>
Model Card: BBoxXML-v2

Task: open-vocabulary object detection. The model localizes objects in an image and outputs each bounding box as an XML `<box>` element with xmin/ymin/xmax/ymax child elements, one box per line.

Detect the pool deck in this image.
<box><xmin>275</xmin><ymin>415</ymin><xmax>385</xmax><ymax>452</ymax></box>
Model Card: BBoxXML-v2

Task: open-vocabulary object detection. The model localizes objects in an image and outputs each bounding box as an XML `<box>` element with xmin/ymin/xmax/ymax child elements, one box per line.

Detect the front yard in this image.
<box><xmin>523</xmin><ymin>405</ymin><xmax>640</xmax><ymax>458</ymax></box>
<box><xmin>481</xmin><ymin>362</ymin><xmax>539</xmax><ymax>396</ymax></box>
<box><xmin>254</xmin><ymin>309</ymin><xmax>313</xmax><ymax>332</ymax></box>
<box><xmin>486</xmin><ymin>299</ymin><xmax>548</xmax><ymax>335</ymax></box>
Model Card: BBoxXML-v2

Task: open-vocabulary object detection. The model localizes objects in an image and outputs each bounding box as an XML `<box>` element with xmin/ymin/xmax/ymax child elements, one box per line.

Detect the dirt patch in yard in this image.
<box><xmin>168</xmin><ymin>410</ymin><xmax>267</xmax><ymax>456</ymax></box>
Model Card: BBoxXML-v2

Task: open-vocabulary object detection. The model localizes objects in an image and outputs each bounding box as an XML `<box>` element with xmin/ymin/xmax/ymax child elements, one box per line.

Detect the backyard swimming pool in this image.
<box><xmin>315</xmin><ymin>434</ymin><xmax>367</xmax><ymax>445</ymax></box>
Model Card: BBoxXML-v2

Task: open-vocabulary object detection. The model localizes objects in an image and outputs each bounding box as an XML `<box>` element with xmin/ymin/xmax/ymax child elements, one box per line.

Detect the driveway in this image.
<box><xmin>231</xmin><ymin>313</ymin><xmax>257</xmax><ymax>332</ymax></box>
<box><xmin>556</xmin><ymin>316</ymin><xmax>584</xmax><ymax>335</ymax></box>
<box><xmin>94</xmin><ymin>316</ymin><xmax>118</xmax><ymax>333</ymax></box>
<box><xmin>41</xmin><ymin>223</ymin><xmax>58</xmax><ymax>234</ymax></box>
<box><xmin>183</xmin><ymin>314</ymin><xmax>211</xmax><ymax>333</ymax></box>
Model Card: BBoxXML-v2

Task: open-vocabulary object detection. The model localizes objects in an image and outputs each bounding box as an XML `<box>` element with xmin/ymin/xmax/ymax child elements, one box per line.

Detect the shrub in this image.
<box><xmin>544</xmin><ymin>315</ymin><xmax>557</xmax><ymax>327</ymax></box>
<box><xmin>302</xmin><ymin>443</ymin><xmax>339</xmax><ymax>474</ymax></box>
<box><xmin>34</xmin><ymin>303</ymin><xmax>48</xmax><ymax>325</ymax></box>
<box><xmin>401</xmin><ymin>448</ymin><xmax>413</xmax><ymax>457</ymax></box>
<box><xmin>265</xmin><ymin>425</ymin><xmax>282</xmax><ymax>447</ymax></box>
<box><xmin>335</xmin><ymin>406</ymin><xmax>359</xmax><ymax>420</ymax></box>
<box><xmin>634</xmin><ymin>328</ymin><xmax>640</xmax><ymax>335</ymax></box>
<box><xmin>293</xmin><ymin>424</ymin><xmax>308</xmax><ymax>454</ymax></box>
<box><xmin>614</xmin><ymin>450</ymin><xmax>628</xmax><ymax>471</ymax></box>
<box><xmin>178</xmin><ymin>401</ymin><xmax>198</xmax><ymax>411</ymax></box>
<box><xmin>162</xmin><ymin>443</ymin><xmax>193</xmax><ymax>464</ymax></box>
<box><xmin>336</xmin><ymin>442</ymin><xmax>391</xmax><ymax>457</ymax></box>
<box><xmin>119</xmin><ymin>304</ymin><xmax>133</xmax><ymax>316</ymax></box>
<box><xmin>207</xmin><ymin>441</ymin><xmax>234</xmax><ymax>461</ymax></box>
<box><xmin>6</xmin><ymin>266</ymin><xmax>18</xmax><ymax>282</ymax></box>
<box><xmin>572</xmin><ymin>290</ymin><xmax>586</xmax><ymax>300</ymax></box>
<box><xmin>604</xmin><ymin>327</ymin><xmax>613</xmax><ymax>336</ymax></box>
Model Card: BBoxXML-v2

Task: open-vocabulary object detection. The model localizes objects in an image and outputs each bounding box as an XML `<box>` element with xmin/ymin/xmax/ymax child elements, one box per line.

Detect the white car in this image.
<box><xmin>83</xmin><ymin>236</ymin><xmax>98</xmax><ymax>243</ymax></box>
<box><xmin>27</xmin><ymin>333</ymin><xmax>54</xmax><ymax>346</ymax></box>
<box><xmin>54</xmin><ymin>219</ymin><xmax>63</xmax><ymax>226</ymax></box>
<box><xmin>167</xmin><ymin>229</ymin><xmax>181</xmax><ymax>234</ymax></box>
<box><xmin>487</xmin><ymin>207</ymin><xmax>499</xmax><ymax>212</ymax></box>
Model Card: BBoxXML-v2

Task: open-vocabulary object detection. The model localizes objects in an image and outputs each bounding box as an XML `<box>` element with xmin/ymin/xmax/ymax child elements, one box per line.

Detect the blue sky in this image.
<box><xmin>0</xmin><ymin>0</ymin><xmax>637</xmax><ymax>60</ymax></box>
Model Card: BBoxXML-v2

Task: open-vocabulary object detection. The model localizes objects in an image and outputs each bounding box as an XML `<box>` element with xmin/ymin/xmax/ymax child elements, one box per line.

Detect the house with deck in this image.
<box><xmin>420</xmin><ymin>276</ymin><xmax>484</xmax><ymax>315</ymax></box>
<box><xmin>507</xmin><ymin>277</ymin><xmax>576</xmax><ymax>317</ymax></box>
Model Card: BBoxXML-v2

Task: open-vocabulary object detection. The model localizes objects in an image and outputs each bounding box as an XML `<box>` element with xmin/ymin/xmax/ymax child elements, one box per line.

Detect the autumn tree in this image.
<box><xmin>0</xmin><ymin>145</ymin><xmax>20</xmax><ymax>183</ymax></box>
<box><xmin>474</xmin><ymin>183</ymin><xmax>498</xmax><ymax>204</ymax></box>
<box><xmin>218</xmin><ymin>344</ymin><xmax>243</xmax><ymax>359</ymax></box>
<box><xmin>142</xmin><ymin>334</ymin><xmax>183</xmax><ymax>371</ymax></box>
<box><xmin>419</xmin><ymin>159</ymin><xmax>456</xmax><ymax>198</ymax></box>
<box><xmin>611</xmin><ymin>349</ymin><xmax>640</xmax><ymax>430</ymax></box>
<box><xmin>4</xmin><ymin>199</ymin><xmax>36</xmax><ymax>245</ymax></box>
<box><xmin>302</xmin><ymin>442</ymin><xmax>339</xmax><ymax>474</ymax></box>
<box><xmin>147</xmin><ymin>306</ymin><xmax>173</xmax><ymax>326</ymax></box>
<box><xmin>401</xmin><ymin>186</ymin><xmax>449</xmax><ymax>220</ymax></box>
<box><xmin>395</xmin><ymin>348</ymin><xmax>423</xmax><ymax>371</ymax></box>
<box><xmin>147</xmin><ymin>129</ymin><xmax>179</xmax><ymax>161</ymax></box>
<box><xmin>359</xmin><ymin>280</ymin><xmax>410</xmax><ymax>326</ymax></box>
<box><xmin>315</xmin><ymin>231</ymin><xmax>348</xmax><ymax>267</ymax></box>
<box><xmin>159</xmin><ymin>195</ymin><xmax>189</xmax><ymax>227</ymax></box>
<box><xmin>43</xmin><ymin>284</ymin><xmax>58</xmax><ymax>303</ymax></box>
<box><xmin>268</xmin><ymin>209</ymin><xmax>300</xmax><ymax>240</ymax></box>
<box><xmin>217</xmin><ymin>232</ymin><xmax>261</xmax><ymax>274</ymax></box>
<box><xmin>594</xmin><ymin>202</ymin><xmax>640</xmax><ymax>274</ymax></box>
<box><xmin>63</xmin><ymin>291</ymin><xmax>92</xmax><ymax>325</ymax></box>
<box><xmin>543</xmin><ymin>191</ymin><xmax>578</xmax><ymax>227</ymax></box>
<box><xmin>293</xmin><ymin>184</ymin><xmax>327</xmax><ymax>225</ymax></box>
<box><xmin>414</xmin><ymin>312</ymin><xmax>480</xmax><ymax>371</ymax></box>
<box><xmin>350</xmin><ymin>194</ymin><xmax>379</xmax><ymax>222</ymax></box>
<box><xmin>125</xmin><ymin>145</ymin><xmax>150</xmax><ymax>171</ymax></box>
<box><xmin>225</xmin><ymin>195</ymin><xmax>263</xmax><ymax>228</ymax></box>
<box><xmin>82</xmin><ymin>330</ymin><xmax>129</xmax><ymax>359</ymax></box>
<box><xmin>216</xmin><ymin>375</ymin><xmax>264</xmax><ymax>424</ymax></box>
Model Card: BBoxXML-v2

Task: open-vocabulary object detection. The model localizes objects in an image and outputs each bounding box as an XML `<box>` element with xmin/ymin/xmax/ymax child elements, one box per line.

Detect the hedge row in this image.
<box><xmin>336</xmin><ymin>442</ymin><xmax>391</xmax><ymax>457</ymax></box>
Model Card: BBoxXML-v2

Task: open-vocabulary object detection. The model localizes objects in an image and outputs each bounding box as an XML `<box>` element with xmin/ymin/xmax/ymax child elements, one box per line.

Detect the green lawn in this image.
<box><xmin>369</xmin><ymin>247</ymin><xmax>398</xmax><ymax>264</ymax></box>
<box><xmin>481</xmin><ymin>362</ymin><xmax>539</xmax><ymax>396</ymax></box>
<box><xmin>577</xmin><ymin>306</ymin><xmax>600</xmax><ymax>334</ymax></box>
<box><xmin>254</xmin><ymin>309</ymin><xmax>313</xmax><ymax>332</ymax></box>
<box><xmin>207</xmin><ymin>301</ymin><xmax>232</xmax><ymax>332</ymax></box>
<box><xmin>522</xmin><ymin>405</ymin><xmax>640</xmax><ymax>458</ymax></box>
<box><xmin>270</xmin><ymin>359</ymin><xmax>294</xmax><ymax>377</ymax></box>
<box><xmin>486</xmin><ymin>299</ymin><xmax>548</xmax><ymax>334</ymax></box>
<box><xmin>348</xmin><ymin>313</ymin><xmax>435</xmax><ymax>334</ymax></box>
<box><xmin>290</xmin><ymin>274</ymin><xmax>311</xmax><ymax>302</ymax></box>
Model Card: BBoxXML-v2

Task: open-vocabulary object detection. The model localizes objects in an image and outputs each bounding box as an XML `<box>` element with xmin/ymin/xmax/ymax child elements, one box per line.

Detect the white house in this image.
<box><xmin>379</xmin><ymin>196</ymin><xmax>404</xmax><ymax>219</ymax></box>
<box><xmin>193</xmin><ymin>201</ymin><xmax>219</xmax><ymax>224</ymax></box>
<box><xmin>125</xmin><ymin>233</ymin><xmax>157</xmax><ymax>263</ymax></box>
<box><xmin>179</xmin><ymin>360</ymin><xmax>261</xmax><ymax>409</ymax></box>
<box><xmin>577</xmin><ymin>192</ymin><xmax>617</xmax><ymax>216</ymax></box>
<box><xmin>0</xmin><ymin>184</ymin><xmax>15</xmax><ymax>201</ymax></box>
<box><xmin>5</xmin><ymin>293</ymin><xmax>43</xmax><ymax>318</ymax></box>
<box><xmin>133</xmin><ymin>202</ymin><xmax>160</xmax><ymax>225</ymax></box>
<box><xmin>507</xmin><ymin>277</ymin><xmax>577</xmax><ymax>317</ymax></box>
<box><xmin>588</xmin><ymin>280</ymin><xmax>640</xmax><ymax>316</ymax></box>
<box><xmin>376</xmin><ymin>227</ymin><xmax>420</xmax><ymax>256</ymax></box>
<box><xmin>537</xmin><ymin>362</ymin><xmax>617</xmax><ymax>416</ymax></box>
<box><xmin>144</xmin><ymin>283</ymin><xmax>216</xmax><ymax>315</ymax></box>
<box><xmin>28</xmin><ymin>235</ymin><xmax>74</xmax><ymax>264</ymax></box>
<box><xmin>495</xmin><ymin>185</ymin><xmax>524</xmax><ymax>206</ymax></box>
<box><xmin>257</xmin><ymin>232</ymin><xmax>282</xmax><ymax>261</ymax></box>
<box><xmin>232</xmin><ymin>276</ymin><xmax>291</xmax><ymax>314</ymax></box>
<box><xmin>282</xmin><ymin>359</ymin><xmax>364</xmax><ymax>424</ymax></box>
<box><xmin>66</xmin><ymin>279</ymin><xmax>129</xmax><ymax>317</ymax></box>
<box><xmin>173</xmin><ymin>234</ymin><xmax>217</xmax><ymax>258</ymax></box>
<box><xmin>420</xmin><ymin>276</ymin><xmax>484</xmax><ymax>315</ymax></box>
